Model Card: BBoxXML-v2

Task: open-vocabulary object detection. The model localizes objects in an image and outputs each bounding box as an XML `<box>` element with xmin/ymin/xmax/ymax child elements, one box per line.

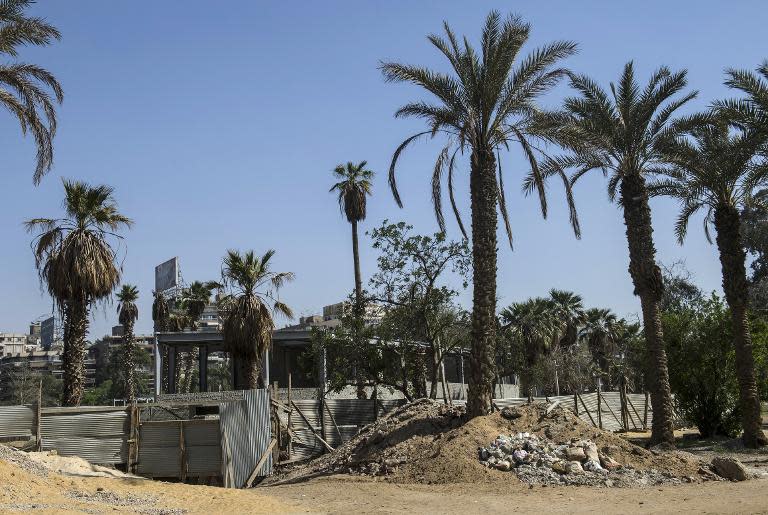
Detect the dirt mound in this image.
<box><xmin>275</xmin><ymin>399</ymin><xmax>706</xmax><ymax>486</ymax></box>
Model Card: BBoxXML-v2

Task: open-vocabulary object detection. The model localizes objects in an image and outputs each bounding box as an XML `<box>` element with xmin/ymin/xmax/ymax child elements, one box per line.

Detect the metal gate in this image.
<box><xmin>219</xmin><ymin>389</ymin><xmax>272</xmax><ymax>488</ymax></box>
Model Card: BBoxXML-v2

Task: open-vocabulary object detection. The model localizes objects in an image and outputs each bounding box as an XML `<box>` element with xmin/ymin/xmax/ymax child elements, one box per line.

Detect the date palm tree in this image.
<box><xmin>330</xmin><ymin>161</ymin><xmax>374</xmax><ymax>307</ymax></box>
<box><xmin>713</xmin><ymin>61</ymin><xmax>768</xmax><ymax>138</ymax></box>
<box><xmin>650</xmin><ymin>119</ymin><xmax>768</xmax><ymax>447</ymax></box>
<box><xmin>220</xmin><ymin>250</ymin><xmax>293</xmax><ymax>390</ymax></box>
<box><xmin>500</xmin><ymin>298</ymin><xmax>557</xmax><ymax>401</ymax></box>
<box><xmin>382</xmin><ymin>11</ymin><xmax>579</xmax><ymax>417</ymax></box>
<box><xmin>152</xmin><ymin>290</ymin><xmax>171</xmax><ymax>392</ymax></box>
<box><xmin>556</xmin><ymin>62</ymin><xmax>697</xmax><ymax>445</ymax></box>
<box><xmin>1</xmin><ymin>0</ymin><xmax>63</xmax><ymax>183</ymax></box>
<box><xmin>116</xmin><ymin>284</ymin><xmax>139</xmax><ymax>403</ymax></box>
<box><xmin>26</xmin><ymin>180</ymin><xmax>132</xmax><ymax>406</ymax></box>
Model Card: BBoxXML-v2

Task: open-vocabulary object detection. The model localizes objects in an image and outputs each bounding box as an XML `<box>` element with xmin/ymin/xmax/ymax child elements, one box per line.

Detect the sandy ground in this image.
<box><xmin>264</xmin><ymin>475</ymin><xmax>768</xmax><ymax>514</ymax></box>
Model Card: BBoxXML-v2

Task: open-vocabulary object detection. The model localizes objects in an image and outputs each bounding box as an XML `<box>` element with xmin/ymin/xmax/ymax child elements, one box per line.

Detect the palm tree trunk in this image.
<box><xmin>123</xmin><ymin>321</ymin><xmax>136</xmax><ymax>404</ymax></box>
<box><xmin>351</xmin><ymin>220</ymin><xmax>367</xmax><ymax>399</ymax></box>
<box><xmin>714</xmin><ymin>206</ymin><xmax>767</xmax><ymax>448</ymax></box>
<box><xmin>62</xmin><ymin>299</ymin><xmax>89</xmax><ymax>407</ymax></box>
<box><xmin>619</xmin><ymin>173</ymin><xmax>675</xmax><ymax>446</ymax></box>
<box><xmin>467</xmin><ymin>148</ymin><xmax>498</xmax><ymax>418</ymax></box>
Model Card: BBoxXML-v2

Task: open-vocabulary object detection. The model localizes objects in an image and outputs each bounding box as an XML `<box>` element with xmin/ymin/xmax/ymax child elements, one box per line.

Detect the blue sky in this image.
<box><xmin>1</xmin><ymin>1</ymin><xmax>766</xmax><ymax>338</ymax></box>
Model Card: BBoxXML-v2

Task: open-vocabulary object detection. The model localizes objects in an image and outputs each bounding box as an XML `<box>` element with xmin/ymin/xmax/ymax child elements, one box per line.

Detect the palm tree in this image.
<box><xmin>26</xmin><ymin>180</ymin><xmax>132</xmax><ymax>406</ymax></box>
<box><xmin>500</xmin><ymin>298</ymin><xmax>557</xmax><ymax>401</ymax></box>
<box><xmin>177</xmin><ymin>280</ymin><xmax>220</xmax><ymax>392</ymax></box>
<box><xmin>220</xmin><ymin>250</ymin><xmax>293</xmax><ymax>390</ymax></box>
<box><xmin>382</xmin><ymin>11</ymin><xmax>579</xmax><ymax>417</ymax></box>
<box><xmin>548</xmin><ymin>289</ymin><xmax>585</xmax><ymax>395</ymax></box>
<box><xmin>713</xmin><ymin>61</ymin><xmax>768</xmax><ymax>137</ymax></box>
<box><xmin>116</xmin><ymin>284</ymin><xmax>139</xmax><ymax>403</ymax></box>
<box><xmin>650</xmin><ymin>119</ymin><xmax>768</xmax><ymax>447</ymax></box>
<box><xmin>1</xmin><ymin>0</ymin><xmax>63</xmax><ymax>183</ymax></box>
<box><xmin>330</xmin><ymin>161</ymin><xmax>374</xmax><ymax>307</ymax></box>
<box><xmin>579</xmin><ymin>308</ymin><xmax>619</xmax><ymax>379</ymax></box>
<box><xmin>557</xmin><ymin>62</ymin><xmax>697</xmax><ymax>445</ymax></box>
<box><xmin>151</xmin><ymin>290</ymin><xmax>171</xmax><ymax>392</ymax></box>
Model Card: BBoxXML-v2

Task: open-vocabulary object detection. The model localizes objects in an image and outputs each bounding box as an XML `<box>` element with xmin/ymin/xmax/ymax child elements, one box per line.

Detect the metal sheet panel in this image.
<box><xmin>137</xmin><ymin>421</ymin><xmax>181</xmax><ymax>477</ymax></box>
<box><xmin>0</xmin><ymin>405</ymin><xmax>34</xmax><ymax>440</ymax></box>
<box><xmin>219</xmin><ymin>389</ymin><xmax>272</xmax><ymax>487</ymax></box>
<box><xmin>185</xmin><ymin>420</ymin><xmax>221</xmax><ymax>476</ymax></box>
<box><xmin>40</xmin><ymin>409</ymin><xmax>129</xmax><ymax>464</ymax></box>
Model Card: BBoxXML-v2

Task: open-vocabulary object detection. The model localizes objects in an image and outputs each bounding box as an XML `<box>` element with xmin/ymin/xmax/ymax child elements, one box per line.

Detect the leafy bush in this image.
<box><xmin>664</xmin><ymin>294</ymin><xmax>741</xmax><ymax>437</ymax></box>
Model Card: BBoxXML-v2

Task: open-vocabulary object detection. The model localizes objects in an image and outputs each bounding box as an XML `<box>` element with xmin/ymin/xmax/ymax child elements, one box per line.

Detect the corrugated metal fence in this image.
<box><xmin>0</xmin><ymin>405</ymin><xmax>35</xmax><ymax>441</ymax></box>
<box><xmin>219</xmin><ymin>389</ymin><xmax>273</xmax><ymax>488</ymax></box>
<box><xmin>287</xmin><ymin>398</ymin><xmax>405</xmax><ymax>460</ymax></box>
<box><xmin>40</xmin><ymin>406</ymin><xmax>130</xmax><ymax>465</ymax></box>
<box><xmin>136</xmin><ymin>419</ymin><xmax>221</xmax><ymax>479</ymax></box>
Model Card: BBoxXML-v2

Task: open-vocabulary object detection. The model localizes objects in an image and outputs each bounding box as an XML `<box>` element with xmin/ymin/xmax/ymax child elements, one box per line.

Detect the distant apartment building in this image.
<box><xmin>0</xmin><ymin>349</ymin><xmax>97</xmax><ymax>388</ymax></box>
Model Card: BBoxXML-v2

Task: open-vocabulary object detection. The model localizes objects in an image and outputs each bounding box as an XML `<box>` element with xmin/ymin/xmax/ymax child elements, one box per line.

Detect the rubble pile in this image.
<box><xmin>478</xmin><ymin>432</ymin><xmax>693</xmax><ymax>486</ymax></box>
<box><xmin>273</xmin><ymin>399</ymin><xmax>719</xmax><ymax>487</ymax></box>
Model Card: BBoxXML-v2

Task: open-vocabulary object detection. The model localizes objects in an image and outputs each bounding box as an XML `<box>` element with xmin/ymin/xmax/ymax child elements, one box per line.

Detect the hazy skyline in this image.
<box><xmin>1</xmin><ymin>1</ymin><xmax>766</xmax><ymax>338</ymax></box>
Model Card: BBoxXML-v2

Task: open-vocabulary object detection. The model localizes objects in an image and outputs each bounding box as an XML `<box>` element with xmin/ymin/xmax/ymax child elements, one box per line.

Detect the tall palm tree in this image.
<box><xmin>500</xmin><ymin>298</ymin><xmax>557</xmax><ymax>401</ymax></box>
<box><xmin>220</xmin><ymin>250</ymin><xmax>293</xmax><ymax>390</ymax></box>
<box><xmin>557</xmin><ymin>62</ymin><xmax>697</xmax><ymax>445</ymax></box>
<box><xmin>116</xmin><ymin>284</ymin><xmax>139</xmax><ymax>403</ymax></box>
<box><xmin>382</xmin><ymin>11</ymin><xmax>579</xmax><ymax>417</ymax></box>
<box><xmin>151</xmin><ymin>290</ymin><xmax>171</xmax><ymax>392</ymax></box>
<box><xmin>1</xmin><ymin>0</ymin><xmax>63</xmax><ymax>183</ymax></box>
<box><xmin>650</xmin><ymin>120</ymin><xmax>768</xmax><ymax>447</ymax></box>
<box><xmin>26</xmin><ymin>180</ymin><xmax>132</xmax><ymax>406</ymax></box>
<box><xmin>330</xmin><ymin>161</ymin><xmax>374</xmax><ymax>307</ymax></box>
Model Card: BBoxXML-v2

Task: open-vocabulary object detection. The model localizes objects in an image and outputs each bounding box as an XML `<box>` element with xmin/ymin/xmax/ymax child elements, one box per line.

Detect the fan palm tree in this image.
<box><xmin>220</xmin><ymin>250</ymin><xmax>293</xmax><ymax>390</ymax></box>
<box><xmin>1</xmin><ymin>0</ymin><xmax>63</xmax><ymax>183</ymax></box>
<box><xmin>549</xmin><ymin>289</ymin><xmax>586</xmax><ymax>349</ymax></box>
<box><xmin>330</xmin><ymin>161</ymin><xmax>374</xmax><ymax>308</ymax></box>
<box><xmin>556</xmin><ymin>62</ymin><xmax>697</xmax><ymax>445</ymax></box>
<box><xmin>650</xmin><ymin>119</ymin><xmax>768</xmax><ymax>447</ymax></box>
<box><xmin>579</xmin><ymin>308</ymin><xmax>619</xmax><ymax>379</ymax></box>
<box><xmin>500</xmin><ymin>298</ymin><xmax>558</xmax><ymax>401</ymax></box>
<box><xmin>116</xmin><ymin>284</ymin><xmax>139</xmax><ymax>403</ymax></box>
<box><xmin>177</xmin><ymin>280</ymin><xmax>220</xmax><ymax>392</ymax></box>
<box><xmin>26</xmin><ymin>180</ymin><xmax>132</xmax><ymax>406</ymax></box>
<box><xmin>382</xmin><ymin>11</ymin><xmax>579</xmax><ymax>417</ymax></box>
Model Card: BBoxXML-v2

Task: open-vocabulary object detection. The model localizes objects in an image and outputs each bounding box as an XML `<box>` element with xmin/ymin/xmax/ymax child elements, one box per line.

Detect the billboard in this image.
<box><xmin>155</xmin><ymin>257</ymin><xmax>179</xmax><ymax>292</ymax></box>
<box><xmin>41</xmin><ymin>316</ymin><xmax>55</xmax><ymax>350</ymax></box>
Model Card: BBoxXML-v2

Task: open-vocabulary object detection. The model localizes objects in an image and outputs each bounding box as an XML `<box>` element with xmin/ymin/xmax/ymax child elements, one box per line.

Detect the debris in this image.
<box><xmin>711</xmin><ymin>457</ymin><xmax>749</xmax><ymax>482</ymax></box>
<box><xmin>500</xmin><ymin>407</ymin><xmax>522</xmax><ymax>420</ymax></box>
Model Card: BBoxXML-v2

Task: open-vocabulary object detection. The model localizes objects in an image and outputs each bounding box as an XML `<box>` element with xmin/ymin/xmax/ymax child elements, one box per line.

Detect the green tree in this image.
<box><xmin>368</xmin><ymin>220</ymin><xmax>470</xmax><ymax>398</ymax></box>
<box><xmin>651</xmin><ymin>119</ymin><xmax>768</xmax><ymax>447</ymax></box>
<box><xmin>556</xmin><ymin>62</ymin><xmax>697</xmax><ymax>445</ymax></box>
<box><xmin>382</xmin><ymin>11</ymin><xmax>579</xmax><ymax>417</ymax></box>
<box><xmin>116</xmin><ymin>284</ymin><xmax>139</xmax><ymax>404</ymax></box>
<box><xmin>26</xmin><ymin>180</ymin><xmax>132</xmax><ymax>406</ymax></box>
<box><xmin>500</xmin><ymin>297</ymin><xmax>558</xmax><ymax>401</ymax></box>
<box><xmin>220</xmin><ymin>250</ymin><xmax>293</xmax><ymax>390</ymax></box>
<box><xmin>1</xmin><ymin>0</ymin><xmax>63</xmax><ymax>182</ymax></box>
<box><xmin>664</xmin><ymin>294</ymin><xmax>741</xmax><ymax>438</ymax></box>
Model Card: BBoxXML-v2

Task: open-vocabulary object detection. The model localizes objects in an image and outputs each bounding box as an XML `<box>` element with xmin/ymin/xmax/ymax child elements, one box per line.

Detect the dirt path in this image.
<box><xmin>264</xmin><ymin>475</ymin><xmax>768</xmax><ymax>514</ymax></box>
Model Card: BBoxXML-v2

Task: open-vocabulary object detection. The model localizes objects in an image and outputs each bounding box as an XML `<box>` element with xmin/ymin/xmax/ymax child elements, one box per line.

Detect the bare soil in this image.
<box><xmin>271</xmin><ymin>399</ymin><xmax>704</xmax><ymax>486</ymax></box>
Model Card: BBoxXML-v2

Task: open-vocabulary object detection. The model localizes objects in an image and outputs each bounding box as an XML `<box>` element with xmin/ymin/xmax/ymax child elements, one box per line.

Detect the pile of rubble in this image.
<box><xmin>478</xmin><ymin>432</ymin><xmax>688</xmax><ymax>486</ymax></box>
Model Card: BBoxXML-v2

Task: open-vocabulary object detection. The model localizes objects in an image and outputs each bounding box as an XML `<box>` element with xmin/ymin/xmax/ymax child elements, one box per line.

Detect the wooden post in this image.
<box><xmin>596</xmin><ymin>380</ymin><xmax>603</xmax><ymax>430</ymax></box>
<box><xmin>643</xmin><ymin>391</ymin><xmax>649</xmax><ymax>429</ymax></box>
<box><xmin>627</xmin><ymin>395</ymin><xmax>645</xmax><ymax>430</ymax></box>
<box><xmin>179</xmin><ymin>420</ymin><xmax>187</xmax><ymax>482</ymax></box>
<box><xmin>577</xmin><ymin>393</ymin><xmax>597</xmax><ymax>427</ymax></box>
<box><xmin>36</xmin><ymin>379</ymin><xmax>42</xmax><ymax>451</ymax></box>
<box><xmin>573</xmin><ymin>393</ymin><xmax>579</xmax><ymax>416</ymax></box>
<box><xmin>319</xmin><ymin>396</ymin><xmax>326</xmax><ymax>452</ymax></box>
<box><xmin>287</xmin><ymin>372</ymin><xmax>292</xmax><ymax>460</ymax></box>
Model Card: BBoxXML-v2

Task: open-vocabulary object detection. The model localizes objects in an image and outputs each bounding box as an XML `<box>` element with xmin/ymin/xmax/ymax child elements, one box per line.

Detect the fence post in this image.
<box><xmin>596</xmin><ymin>388</ymin><xmax>603</xmax><ymax>430</ymax></box>
<box><xmin>287</xmin><ymin>373</ymin><xmax>292</xmax><ymax>460</ymax></box>
<box><xmin>643</xmin><ymin>391</ymin><xmax>649</xmax><ymax>429</ymax></box>
<box><xmin>36</xmin><ymin>379</ymin><xmax>42</xmax><ymax>451</ymax></box>
<box><xmin>573</xmin><ymin>393</ymin><xmax>579</xmax><ymax>416</ymax></box>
